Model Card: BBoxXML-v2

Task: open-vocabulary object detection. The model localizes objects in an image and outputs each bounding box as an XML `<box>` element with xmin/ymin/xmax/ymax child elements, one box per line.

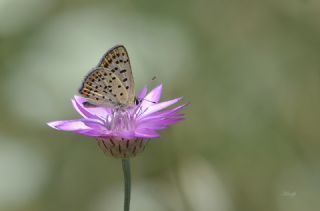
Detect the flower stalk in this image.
<box><xmin>122</xmin><ymin>159</ymin><xmax>131</xmax><ymax>211</ymax></box>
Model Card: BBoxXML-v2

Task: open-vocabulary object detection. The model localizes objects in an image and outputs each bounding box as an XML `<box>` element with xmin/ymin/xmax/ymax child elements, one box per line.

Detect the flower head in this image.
<box><xmin>47</xmin><ymin>84</ymin><xmax>186</xmax><ymax>158</ymax></box>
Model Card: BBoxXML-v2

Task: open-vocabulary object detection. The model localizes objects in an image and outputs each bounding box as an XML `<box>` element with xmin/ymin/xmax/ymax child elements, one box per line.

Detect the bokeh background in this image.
<box><xmin>1</xmin><ymin>0</ymin><xmax>320</xmax><ymax>211</ymax></box>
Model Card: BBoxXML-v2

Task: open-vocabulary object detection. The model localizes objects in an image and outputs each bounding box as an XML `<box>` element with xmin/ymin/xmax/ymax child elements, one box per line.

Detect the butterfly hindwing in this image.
<box><xmin>97</xmin><ymin>45</ymin><xmax>135</xmax><ymax>105</ymax></box>
<box><xmin>79</xmin><ymin>67</ymin><xmax>129</xmax><ymax>106</ymax></box>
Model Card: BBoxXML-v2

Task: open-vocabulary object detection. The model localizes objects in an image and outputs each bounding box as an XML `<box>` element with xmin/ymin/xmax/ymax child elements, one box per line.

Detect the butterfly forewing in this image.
<box><xmin>79</xmin><ymin>67</ymin><xmax>129</xmax><ymax>106</ymax></box>
<box><xmin>97</xmin><ymin>45</ymin><xmax>135</xmax><ymax>105</ymax></box>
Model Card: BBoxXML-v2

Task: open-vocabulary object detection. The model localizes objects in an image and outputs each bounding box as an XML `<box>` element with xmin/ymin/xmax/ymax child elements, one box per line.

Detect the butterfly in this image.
<box><xmin>79</xmin><ymin>45</ymin><xmax>138</xmax><ymax>108</ymax></box>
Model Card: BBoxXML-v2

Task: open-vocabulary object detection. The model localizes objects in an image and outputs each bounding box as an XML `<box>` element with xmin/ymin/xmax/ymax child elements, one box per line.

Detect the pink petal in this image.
<box><xmin>114</xmin><ymin>131</ymin><xmax>137</xmax><ymax>139</ymax></box>
<box><xmin>137</xmin><ymin>122</ymin><xmax>168</xmax><ymax>130</ymax></box>
<box><xmin>157</xmin><ymin>103</ymin><xmax>187</xmax><ymax>116</ymax></box>
<box><xmin>135</xmin><ymin>128</ymin><xmax>160</xmax><ymax>138</ymax></box>
<box><xmin>47</xmin><ymin>119</ymin><xmax>111</xmax><ymax>137</ymax></box>
<box><xmin>137</xmin><ymin>86</ymin><xmax>148</xmax><ymax>100</ymax></box>
<box><xmin>138</xmin><ymin>97</ymin><xmax>182</xmax><ymax>119</ymax></box>
<box><xmin>73</xmin><ymin>95</ymin><xmax>111</xmax><ymax>119</ymax></box>
<box><xmin>47</xmin><ymin>120</ymin><xmax>91</xmax><ymax>131</ymax></box>
<box><xmin>140</xmin><ymin>84</ymin><xmax>162</xmax><ymax>109</ymax></box>
<box><xmin>138</xmin><ymin>118</ymin><xmax>184</xmax><ymax>130</ymax></box>
<box><xmin>74</xmin><ymin>129</ymin><xmax>110</xmax><ymax>137</ymax></box>
<box><xmin>138</xmin><ymin>114</ymin><xmax>184</xmax><ymax>124</ymax></box>
<box><xmin>72</xmin><ymin>97</ymin><xmax>99</xmax><ymax>120</ymax></box>
<box><xmin>140</xmin><ymin>103</ymin><xmax>187</xmax><ymax>121</ymax></box>
<box><xmin>82</xmin><ymin>120</ymin><xmax>108</xmax><ymax>130</ymax></box>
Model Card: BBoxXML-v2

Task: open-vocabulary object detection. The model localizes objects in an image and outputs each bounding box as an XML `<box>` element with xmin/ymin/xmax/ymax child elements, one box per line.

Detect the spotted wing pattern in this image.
<box><xmin>79</xmin><ymin>67</ymin><xmax>129</xmax><ymax>107</ymax></box>
<box><xmin>97</xmin><ymin>45</ymin><xmax>135</xmax><ymax>105</ymax></box>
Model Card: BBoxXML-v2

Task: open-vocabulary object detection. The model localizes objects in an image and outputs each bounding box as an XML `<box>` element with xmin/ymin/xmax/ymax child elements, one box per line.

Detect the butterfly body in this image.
<box><xmin>79</xmin><ymin>45</ymin><xmax>136</xmax><ymax>108</ymax></box>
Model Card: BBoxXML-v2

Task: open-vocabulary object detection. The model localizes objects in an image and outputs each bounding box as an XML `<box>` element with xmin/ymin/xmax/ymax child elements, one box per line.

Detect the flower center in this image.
<box><xmin>106</xmin><ymin>108</ymin><xmax>134</xmax><ymax>132</ymax></box>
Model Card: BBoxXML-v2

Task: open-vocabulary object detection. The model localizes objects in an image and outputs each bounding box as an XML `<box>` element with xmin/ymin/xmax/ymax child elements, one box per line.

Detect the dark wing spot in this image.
<box><xmin>118</xmin><ymin>85</ymin><xmax>121</xmax><ymax>88</ymax></box>
<box><xmin>120</xmin><ymin>93</ymin><xmax>123</xmax><ymax>96</ymax></box>
<box><xmin>120</xmin><ymin>69</ymin><xmax>126</xmax><ymax>73</ymax></box>
<box><xmin>123</xmin><ymin>78</ymin><xmax>128</xmax><ymax>82</ymax></box>
<box><xmin>112</xmin><ymin>77</ymin><xmax>116</xmax><ymax>80</ymax></box>
<box><xmin>125</xmin><ymin>86</ymin><xmax>129</xmax><ymax>89</ymax></box>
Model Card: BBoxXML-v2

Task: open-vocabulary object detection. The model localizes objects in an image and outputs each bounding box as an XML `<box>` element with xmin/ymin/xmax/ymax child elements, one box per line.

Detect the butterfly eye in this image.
<box><xmin>134</xmin><ymin>97</ymin><xmax>140</xmax><ymax>105</ymax></box>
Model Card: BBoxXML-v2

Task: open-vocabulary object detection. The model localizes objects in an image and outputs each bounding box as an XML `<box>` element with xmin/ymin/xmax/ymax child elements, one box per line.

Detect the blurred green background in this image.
<box><xmin>1</xmin><ymin>0</ymin><xmax>320</xmax><ymax>211</ymax></box>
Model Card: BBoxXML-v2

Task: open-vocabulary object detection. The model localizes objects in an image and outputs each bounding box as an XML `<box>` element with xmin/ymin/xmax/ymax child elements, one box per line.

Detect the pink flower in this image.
<box><xmin>47</xmin><ymin>84</ymin><xmax>186</xmax><ymax>158</ymax></box>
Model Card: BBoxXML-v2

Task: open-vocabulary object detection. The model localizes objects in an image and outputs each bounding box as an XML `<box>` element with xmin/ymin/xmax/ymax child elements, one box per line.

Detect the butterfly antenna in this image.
<box><xmin>142</xmin><ymin>98</ymin><xmax>156</xmax><ymax>104</ymax></box>
<box><xmin>146</xmin><ymin>76</ymin><xmax>157</xmax><ymax>87</ymax></box>
<box><xmin>135</xmin><ymin>97</ymin><xmax>156</xmax><ymax>105</ymax></box>
<box><xmin>135</xmin><ymin>75</ymin><xmax>158</xmax><ymax>105</ymax></box>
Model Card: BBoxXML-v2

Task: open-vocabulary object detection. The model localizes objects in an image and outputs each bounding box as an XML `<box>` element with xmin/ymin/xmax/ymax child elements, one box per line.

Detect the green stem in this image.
<box><xmin>122</xmin><ymin>159</ymin><xmax>131</xmax><ymax>211</ymax></box>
